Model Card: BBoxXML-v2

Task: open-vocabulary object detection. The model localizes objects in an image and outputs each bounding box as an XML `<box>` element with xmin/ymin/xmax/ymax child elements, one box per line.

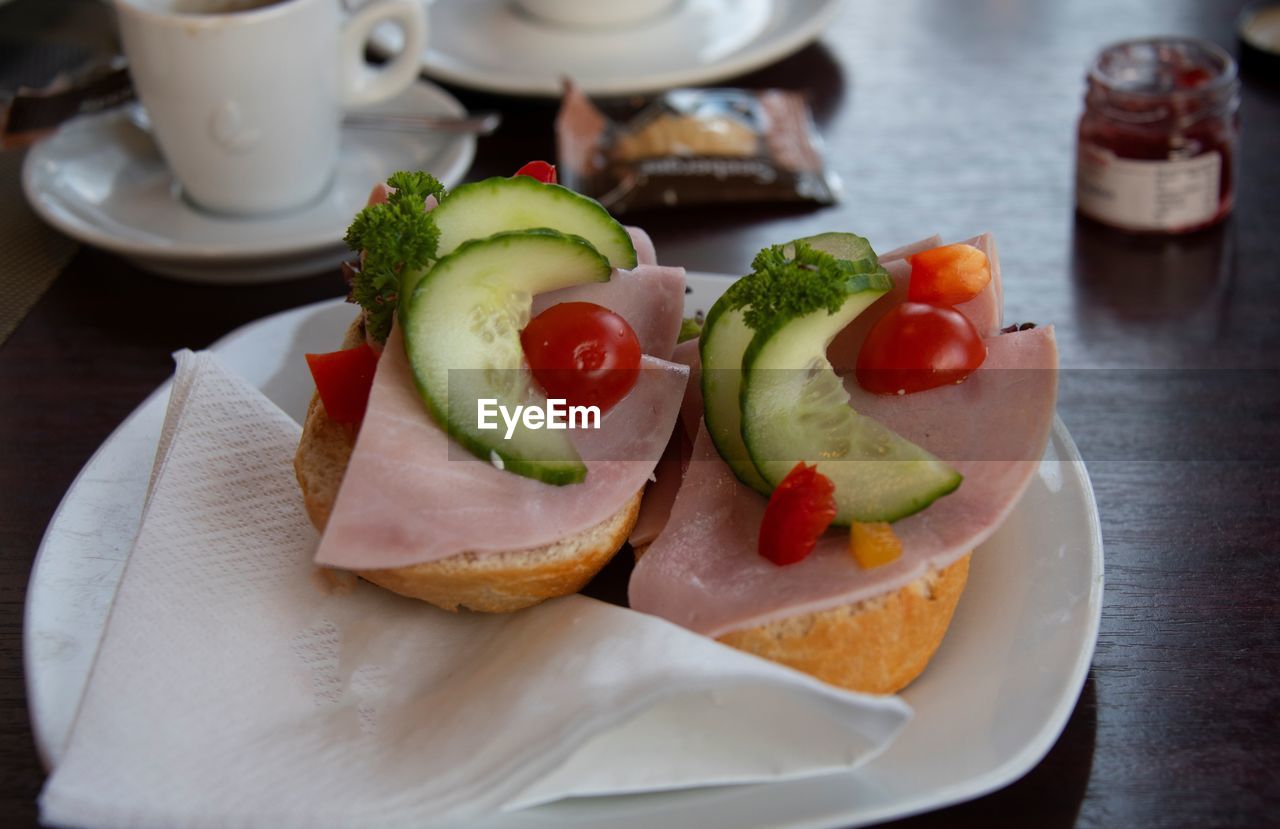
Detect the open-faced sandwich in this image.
<box><xmin>628</xmin><ymin>232</ymin><xmax>1059</xmax><ymax>694</ymax></box>
<box><xmin>295</xmin><ymin>162</ymin><xmax>1058</xmax><ymax>697</ymax></box>
<box><xmin>295</xmin><ymin>163</ymin><xmax>689</xmax><ymax>612</ymax></box>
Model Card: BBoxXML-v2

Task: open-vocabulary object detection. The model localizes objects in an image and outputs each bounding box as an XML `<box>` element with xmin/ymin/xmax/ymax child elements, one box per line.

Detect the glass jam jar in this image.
<box><xmin>1076</xmin><ymin>37</ymin><xmax>1240</xmax><ymax>234</ymax></box>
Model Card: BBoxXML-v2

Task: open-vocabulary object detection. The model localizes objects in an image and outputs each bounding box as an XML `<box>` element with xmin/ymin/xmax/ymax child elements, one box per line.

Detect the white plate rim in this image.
<box><xmin>20</xmin><ymin>82</ymin><xmax>475</xmax><ymax>263</ymax></box>
<box><xmin>833</xmin><ymin>435</ymin><xmax>1103</xmax><ymax>828</ymax></box>
<box><xmin>377</xmin><ymin>0</ymin><xmax>846</xmax><ymax>97</ymax></box>
<box><xmin>24</xmin><ymin>281</ymin><xmax>1103</xmax><ymax>827</ymax></box>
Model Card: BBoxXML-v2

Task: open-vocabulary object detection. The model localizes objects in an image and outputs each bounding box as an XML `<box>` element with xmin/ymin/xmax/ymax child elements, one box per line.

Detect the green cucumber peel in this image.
<box><xmin>699</xmin><ymin>238</ymin><xmax>889</xmax><ymax>494</ymax></box>
<box><xmin>738</xmin><ymin>256</ymin><xmax>963</xmax><ymax>524</ymax></box>
<box><xmin>401</xmin><ymin>228</ymin><xmax>613</xmax><ymax>486</ymax></box>
<box><xmin>431</xmin><ymin>176</ymin><xmax>637</xmax><ymax>269</ymax></box>
<box><xmin>699</xmin><ymin>232</ymin><xmax>963</xmax><ymax>522</ymax></box>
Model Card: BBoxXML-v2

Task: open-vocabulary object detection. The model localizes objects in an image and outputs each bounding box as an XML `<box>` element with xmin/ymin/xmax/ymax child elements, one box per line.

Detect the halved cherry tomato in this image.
<box><xmin>514</xmin><ymin>160</ymin><xmax>558</xmax><ymax>184</ymax></box>
<box><xmin>758</xmin><ymin>462</ymin><xmax>837</xmax><ymax>566</ymax></box>
<box><xmin>520</xmin><ymin>301</ymin><xmax>641</xmax><ymax>412</ymax></box>
<box><xmin>305</xmin><ymin>343</ymin><xmax>380</xmax><ymax>426</ymax></box>
<box><xmin>856</xmin><ymin>302</ymin><xmax>987</xmax><ymax>395</ymax></box>
<box><xmin>907</xmin><ymin>243</ymin><xmax>991</xmax><ymax>306</ymax></box>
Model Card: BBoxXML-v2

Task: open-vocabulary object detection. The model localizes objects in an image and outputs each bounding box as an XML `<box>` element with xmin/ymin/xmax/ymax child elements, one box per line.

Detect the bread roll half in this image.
<box><xmin>716</xmin><ymin>555</ymin><xmax>970</xmax><ymax>694</ymax></box>
<box><xmin>630</xmin><ymin>544</ymin><xmax>970</xmax><ymax>694</ymax></box>
<box><xmin>294</xmin><ymin>315</ymin><xmax>640</xmax><ymax>613</ymax></box>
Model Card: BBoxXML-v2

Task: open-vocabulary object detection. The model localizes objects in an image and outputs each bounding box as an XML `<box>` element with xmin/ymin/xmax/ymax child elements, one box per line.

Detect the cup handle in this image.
<box><xmin>340</xmin><ymin>0</ymin><xmax>428</xmax><ymax>108</ymax></box>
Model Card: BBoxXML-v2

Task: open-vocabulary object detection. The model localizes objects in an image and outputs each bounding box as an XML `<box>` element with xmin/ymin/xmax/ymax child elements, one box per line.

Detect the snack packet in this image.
<box><xmin>1</xmin><ymin>57</ymin><xmax>133</xmax><ymax>149</ymax></box>
<box><xmin>556</xmin><ymin>82</ymin><xmax>840</xmax><ymax>215</ymax></box>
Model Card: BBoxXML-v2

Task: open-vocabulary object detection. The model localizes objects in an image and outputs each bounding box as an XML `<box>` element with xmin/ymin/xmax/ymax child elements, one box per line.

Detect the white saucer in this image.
<box><xmin>21</xmin><ymin>82</ymin><xmax>475</xmax><ymax>283</ymax></box>
<box><xmin>372</xmin><ymin>0</ymin><xmax>845</xmax><ymax>97</ymax></box>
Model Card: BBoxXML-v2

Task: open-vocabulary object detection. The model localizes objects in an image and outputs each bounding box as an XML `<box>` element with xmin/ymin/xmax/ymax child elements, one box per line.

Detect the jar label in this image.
<box><xmin>1076</xmin><ymin>145</ymin><xmax>1222</xmax><ymax>231</ymax></box>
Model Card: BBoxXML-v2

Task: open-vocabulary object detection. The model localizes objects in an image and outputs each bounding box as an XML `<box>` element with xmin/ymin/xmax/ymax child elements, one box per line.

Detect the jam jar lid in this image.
<box><xmin>1086</xmin><ymin>37</ymin><xmax>1240</xmax><ymax>127</ymax></box>
<box><xmin>1089</xmin><ymin>37</ymin><xmax>1237</xmax><ymax>96</ymax></box>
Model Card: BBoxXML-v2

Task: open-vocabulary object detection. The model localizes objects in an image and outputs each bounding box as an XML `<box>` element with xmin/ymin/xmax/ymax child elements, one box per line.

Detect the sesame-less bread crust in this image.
<box><xmin>630</xmin><ymin>544</ymin><xmax>971</xmax><ymax>695</ymax></box>
<box><xmin>294</xmin><ymin>314</ymin><xmax>640</xmax><ymax>613</ymax></box>
<box><xmin>715</xmin><ymin>554</ymin><xmax>970</xmax><ymax>695</ymax></box>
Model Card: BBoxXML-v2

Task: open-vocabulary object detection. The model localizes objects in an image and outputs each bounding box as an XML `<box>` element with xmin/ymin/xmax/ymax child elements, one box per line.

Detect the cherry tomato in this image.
<box><xmin>305</xmin><ymin>343</ymin><xmax>380</xmax><ymax>426</ymax></box>
<box><xmin>856</xmin><ymin>302</ymin><xmax>987</xmax><ymax>395</ymax></box>
<box><xmin>514</xmin><ymin>160</ymin><xmax>558</xmax><ymax>184</ymax></box>
<box><xmin>759</xmin><ymin>462</ymin><xmax>837</xmax><ymax>566</ymax></box>
<box><xmin>907</xmin><ymin>243</ymin><xmax>991</xmax><ymax>306</ymax></box>
<box><xmin>520</xmin><ymin>301</ymin><xmax>641</xmax><ymax>412</ymax></box>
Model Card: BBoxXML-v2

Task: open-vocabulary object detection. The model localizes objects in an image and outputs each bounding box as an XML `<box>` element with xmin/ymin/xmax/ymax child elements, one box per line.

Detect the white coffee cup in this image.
<box><xmin>115</xmin><ymin>0</ymin><xmax>428</xmax><ymax>216</ymax></box>
<box><xmin>514</xmin><ymin>0</ymin><xmax>679</xmax><ymax>29</ymax></box>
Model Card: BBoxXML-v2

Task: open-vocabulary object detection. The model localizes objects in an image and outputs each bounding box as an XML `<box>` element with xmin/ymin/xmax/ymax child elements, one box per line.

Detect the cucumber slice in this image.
<box><xmin>431</xmin><ymin>175</ymin><xmax>636</xmax><ymax>269</ymax></box>
<box><xmin>700</xmin><ymin>296</ymin><xmax>772</xmax><ymax>493</ymax></box>
<box><xmin>784</xmin><ymin>232</ymin><xmax>875</xmax><ymax>262</ymax></box>
<box><xmin>740</xmin><ymin>275</ymin><xmax>963</xmax><ymax>524</ymax></box>
<box><xmin>699</xmin><ymin>232</ymin><xmax>880</xmax><ymax>494</ymax></box>
<box><xmin>400</xmin><ymin>229</ymin><xmax>612</xmax><ymax>485</ymax></box>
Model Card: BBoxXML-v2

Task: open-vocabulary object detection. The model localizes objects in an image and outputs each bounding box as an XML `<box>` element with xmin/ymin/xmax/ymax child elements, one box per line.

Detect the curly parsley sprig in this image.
<box><xmin>726</xmin><ymin>240</ymin><xmax>890</xmax><ymax>332</ymax></box>
<box><xmin>344</xmin><ymin>171</ymin><xmax>449</xmax><ymax>342</ymax></box>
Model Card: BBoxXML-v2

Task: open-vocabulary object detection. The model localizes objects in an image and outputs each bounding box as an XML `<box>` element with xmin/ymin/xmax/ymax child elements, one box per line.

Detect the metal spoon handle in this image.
<box><xmin>342</xmin><ymin>111</ymin><xmax>502</xmax><ymax>135</ymax></box>
<box><xmin>127</xmin><ymin>104</ymin><xmax>501</xmax><ymax>137</ymax></box>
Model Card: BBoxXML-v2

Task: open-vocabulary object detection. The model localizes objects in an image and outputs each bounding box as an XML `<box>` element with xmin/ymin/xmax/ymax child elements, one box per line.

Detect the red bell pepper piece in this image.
<box><xmin>305</xmin><ymin>343</ymin><xmax>380</xmax><ymax>427</ymax></box>
<box><xmin>514</xmin><ymin>160</ymin><xmax>557</xmax><ymax>184</ymax></box>
<box><xmin>906</xmin><ymin>243</ymin><xmax>991</xmax><ymax>306</ymax></box>
<box><xmin>758</xmin><ymin>462</ymin><xmax>838</xmax><ymax>566</ymax></box>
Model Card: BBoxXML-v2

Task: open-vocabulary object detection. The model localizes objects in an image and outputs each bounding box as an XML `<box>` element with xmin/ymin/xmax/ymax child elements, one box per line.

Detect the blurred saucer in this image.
<box><xmin>21</xmin><ymin>81</ymin><xmax>474</xmax><ymax>283</ymax></box>
<box><xmin>372</xmin><ymin>0</ymin><xmax>845</xmax><ymax>97</ymax></box>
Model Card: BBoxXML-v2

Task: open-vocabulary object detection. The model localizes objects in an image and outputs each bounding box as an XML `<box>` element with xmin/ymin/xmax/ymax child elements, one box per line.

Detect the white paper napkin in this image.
<box><xmin>39</xmin><ymin>350</ymin><xmax>911</xmax><ymax>829</ymax></box>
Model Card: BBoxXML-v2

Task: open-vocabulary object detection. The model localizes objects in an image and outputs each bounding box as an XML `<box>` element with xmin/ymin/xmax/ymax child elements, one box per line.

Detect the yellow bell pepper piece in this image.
<box><xmin>849</xmin><ymin>522</ymin><xmax>902</xmax><ymax>569</ymax></box>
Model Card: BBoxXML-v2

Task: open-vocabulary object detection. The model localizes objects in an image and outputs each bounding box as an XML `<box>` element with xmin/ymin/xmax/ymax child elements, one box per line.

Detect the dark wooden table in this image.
<box><xmin>2</xmin><ymin>0</ymin><xmax>1278</xmax><ymax>826</ymax></box>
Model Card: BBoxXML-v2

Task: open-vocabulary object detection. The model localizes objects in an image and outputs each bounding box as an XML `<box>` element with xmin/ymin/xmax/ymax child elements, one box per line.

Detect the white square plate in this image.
<box><xmin>25</xmin><ymin>275</ymin><xmax>1102</xmax><ymax>828</ymax></box>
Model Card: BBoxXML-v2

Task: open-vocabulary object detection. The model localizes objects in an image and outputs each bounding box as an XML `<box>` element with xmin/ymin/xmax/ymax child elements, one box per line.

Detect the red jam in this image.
<box><xmin>1076</xmin><ymin>38</ymin><xmax>1240</xmax><ymax>234</ymax></box>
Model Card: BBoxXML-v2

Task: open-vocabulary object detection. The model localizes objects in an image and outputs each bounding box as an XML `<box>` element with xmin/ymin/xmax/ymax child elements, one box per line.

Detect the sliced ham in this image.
<box><xmin>842</xmin><ymin>329</ymin><xmax>1051</xmax><ymax>464</ymax></box>
<box><xmin>629</xmin><ymin>233</ymin><xmax>998</xmax><ymax>557</ymax></box>
<box><xmin>316</xmin><ymin>326</ymin><xmax>688</xmax><ymax>570</ymax></box>
<box><xmin>627</xmin><ymin>226</ymin><xmax>658</xmax><ymax>266</ymax></box>
<box><xmin>878</xmin><ymin>234</ymin><xmax>942</xmax><ymax>263</ymax></box>
<box><xmin>957</xmin><ymin>233</ymin><xmax>1003</xmax><ymax>334</ymax></box>
<box><xmin>628</xmin><ymin>338</ymin><xmax>701</xmax><ymax>548</ymax></box>
<box><xmin>556</xmin><ymin>81</ymin><xmax>608</xmax><ymax>183</ymax></box>
<box><xmin>829</xmin><ymin>233</ymin><xmax>1003</xmax><ymax>373</ymax></box>
<box><xmin>365</xmin><ymin>182</ymin><xmax>439</xmax><ymax>212</ymax></box>
<box><xmin>627</xmin><ymin>426</ymin><xmax>690</xmax><ymax>549</ymax></box>
<box><xmin>366</xmin><ymin>182</ymin><xmax>392</xmax><ymax>206</ymax></box>
<box><xmin>317</xmin><ymin>214</ymin><xmax>687</xmax><ymax>570</ymax></box>
<box><xmin>629</xmin><ymin>326</ymin><xmax>1057</xmax><ymax>637</ymax></box>
<box><xmin>528</xmin><ymin>236</ymin><xmax>680</xmax><ymax>547</ymax></box>
<box><xmin>670</xmin><ymin>338</ymin><xmax>702</xmax><ymax>440</ymax></box>
<box><xmin>533</xmin><ymin>264</ymin><xmax>685</xmax><ymax>361</ymax></box>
